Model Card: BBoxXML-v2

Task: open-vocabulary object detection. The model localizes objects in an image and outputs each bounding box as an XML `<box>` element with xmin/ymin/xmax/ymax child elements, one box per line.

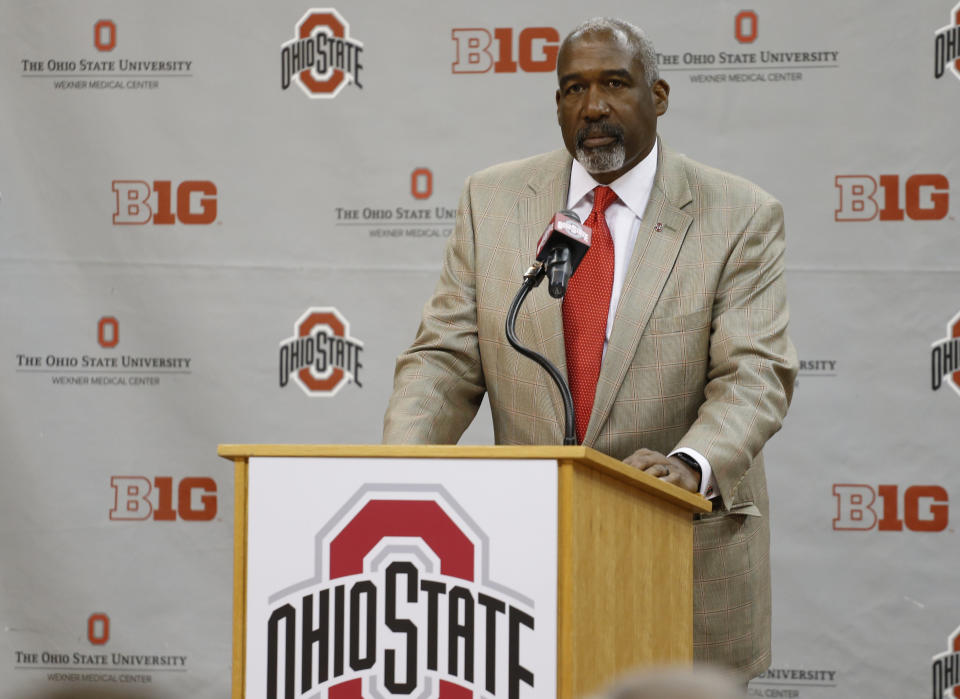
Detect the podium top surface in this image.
<box><xmin>218</xmin><ymin>444</ymin><xmax>710</xmax><ymax>514</ymax></box>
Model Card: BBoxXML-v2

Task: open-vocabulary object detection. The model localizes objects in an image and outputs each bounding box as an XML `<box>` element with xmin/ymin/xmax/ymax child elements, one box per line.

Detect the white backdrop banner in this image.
<box><xmin>1</xmin><ymin>1</ymin><xmax>959</xmax><ymax>698</ymax></box>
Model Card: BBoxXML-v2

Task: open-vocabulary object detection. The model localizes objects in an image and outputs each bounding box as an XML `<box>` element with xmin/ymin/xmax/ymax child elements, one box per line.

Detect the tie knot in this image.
<box><xmin>592</xmin><ymin>185</ymin><xmax>617</xmax><ymax>215</ymax></box>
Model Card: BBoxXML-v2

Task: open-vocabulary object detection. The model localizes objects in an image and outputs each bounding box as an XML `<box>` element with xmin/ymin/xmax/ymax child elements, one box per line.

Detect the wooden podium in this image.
<box><xmin>219</xmin><ymin>444</ymin><xmax>710</xmax><ymax>699</ymax></box>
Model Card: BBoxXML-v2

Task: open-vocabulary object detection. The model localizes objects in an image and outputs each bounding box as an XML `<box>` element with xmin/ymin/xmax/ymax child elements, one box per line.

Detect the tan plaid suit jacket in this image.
<box><xmin>383</xmin><ymin>141</ymin><xmax>798</xmax><ymax>677</ymax></box>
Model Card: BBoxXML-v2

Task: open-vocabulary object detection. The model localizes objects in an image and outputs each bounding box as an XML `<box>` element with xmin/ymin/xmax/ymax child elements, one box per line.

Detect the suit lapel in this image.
<box><xmin>583</xmin><ymin>143</ymin><xmax>695</xmax><ymax>445</ymax></box>
<box><xmin>515</xmin><ymin>150</ymin><xmax>571</xmax><ymax>431</ymax></box>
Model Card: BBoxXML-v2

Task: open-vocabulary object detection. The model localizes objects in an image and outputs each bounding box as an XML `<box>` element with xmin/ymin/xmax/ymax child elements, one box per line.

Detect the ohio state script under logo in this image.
<box><xmin>264</xmin><ymin>485</ymin><xmax>537</xmax><ymax>699</ymax></box>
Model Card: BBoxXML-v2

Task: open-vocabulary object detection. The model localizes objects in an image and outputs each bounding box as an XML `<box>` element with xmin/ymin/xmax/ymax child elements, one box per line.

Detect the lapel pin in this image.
<box><xmin>654</xmin><ymin>222</ymin><xmax>664</xmax><ymax>232</ymax></box>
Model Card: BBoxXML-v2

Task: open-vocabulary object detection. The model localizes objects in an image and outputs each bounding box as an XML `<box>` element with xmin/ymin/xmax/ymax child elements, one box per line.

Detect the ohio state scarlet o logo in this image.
<box><xmin>298</xmin><ymin>12</ymin><xmax>347</xmax><ymax>94</ymax></box>
<box><xmin>411</xmin><ymin>168</ymin><xmax>433</xmax><ymax>200</ymax></box>
<box><xmin>263</xmin><ymin>486</ymin><xmax>538</xmax><ymax>699</ymax></box>
<box><xmin>296</xmin><ymin>311</ymin><xmax>346</xmax><ymax>392</ymax></box>
<box><xmin>735</xmin><ymin>10</ymin><xmax>758</xmax><ymax>44</ymax></box>
<box><xmin>94</xmin><ymin>20</ymin><xmax>116</xmax><ymax>52</ymax></box>
<box><xmin>88</xmin><ymin>613</ymin><xmax>110</xmax><ymax>645</ymax></box>
<box><xmin>97</xmin><ymin>316</ymin><xmax>119</xmax><ymax>348</ymax></box>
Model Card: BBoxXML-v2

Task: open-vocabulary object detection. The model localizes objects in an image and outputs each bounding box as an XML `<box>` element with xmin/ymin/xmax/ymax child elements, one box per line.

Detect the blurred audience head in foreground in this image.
<box><xmin>590</xmin><ymin>665</ymin><xmax>746</xmax><ymax>699</ymax></box>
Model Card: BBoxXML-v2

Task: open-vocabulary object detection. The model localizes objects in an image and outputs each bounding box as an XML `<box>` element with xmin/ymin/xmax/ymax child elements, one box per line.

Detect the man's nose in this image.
<box><xmin>584</xmin><ymin>85</ymin><xmax>610</xmax><ymax>119</ymax></box>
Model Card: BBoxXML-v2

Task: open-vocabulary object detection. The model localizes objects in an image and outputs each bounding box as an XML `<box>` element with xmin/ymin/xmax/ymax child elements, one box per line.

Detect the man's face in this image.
<box><xmin>556</xmin><ymin>31</ymin><xmax>669</xmax><ymax>184</ymax></box>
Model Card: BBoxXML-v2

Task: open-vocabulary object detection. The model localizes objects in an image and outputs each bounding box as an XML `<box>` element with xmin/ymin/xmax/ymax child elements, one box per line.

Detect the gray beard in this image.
<box><xmin>575</xmin><ymin>142</ymin><xmax>626</xmax><ymax>175</ymax></box>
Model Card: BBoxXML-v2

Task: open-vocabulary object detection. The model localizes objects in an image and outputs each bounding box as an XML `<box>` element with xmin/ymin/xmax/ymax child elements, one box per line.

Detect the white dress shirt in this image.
<box><xmin>565</xmin><ymin>141</ymin><xmax>717</xmax><ymax>498</ymax></box>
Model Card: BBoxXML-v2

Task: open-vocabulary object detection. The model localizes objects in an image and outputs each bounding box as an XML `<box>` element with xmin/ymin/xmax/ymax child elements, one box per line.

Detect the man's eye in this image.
<box><xmin>608</xmin><ymin>79</ymin><xmax>623</xmax><ymax>88</ymax></box>
<box><xmin>566</xmin><ymin>84</ymin><xmax>583</xmax><ymax>94</ymax></box>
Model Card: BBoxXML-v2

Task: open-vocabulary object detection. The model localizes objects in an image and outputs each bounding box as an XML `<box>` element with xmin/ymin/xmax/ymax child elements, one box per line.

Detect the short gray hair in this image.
<box><xmin>560</xmin><ymin>17</ymin><xmax>660</xmax><ymax>86</ymax></box>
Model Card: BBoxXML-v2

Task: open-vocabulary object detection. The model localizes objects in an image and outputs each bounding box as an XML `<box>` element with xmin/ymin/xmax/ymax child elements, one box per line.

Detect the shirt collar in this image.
<box><xmin>567</xmin><ymin>139</ymin><xmax>659</xmax><ymax>219</ymax></box>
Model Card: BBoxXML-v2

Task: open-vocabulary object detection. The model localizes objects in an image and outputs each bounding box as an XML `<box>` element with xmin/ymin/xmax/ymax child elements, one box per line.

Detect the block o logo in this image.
<box><xmin>411</xmin><ymin>168</ymin><xmax>433</xmax><ymax>200</ymax></box>
<box><xmin>264</xmin><ymin>485</ymin><xmax>536</xmax><ymax>699</ymax></box>
<box><xmin>97</xmin><ymin>316</ymin><xmax>119</xmax><ymax>348</ymax></box>
<box><xmin>735</xmin><ymin>11</ymin><xmax>758</xmax><ymax>44</ymax></box>
<box><xmin>94</xmin><ymin>20</ymin><xmax>116</xmax><ymax>52</ymax></box>
<box><xmin>88</xmin><ymin>613</ymin><xmax>110</xmax><ymax>645</ymax></box>
<box><xmin>296</xmin><ymin>310</ymin><xmax>347</xmax><ymax>393</ymax></box>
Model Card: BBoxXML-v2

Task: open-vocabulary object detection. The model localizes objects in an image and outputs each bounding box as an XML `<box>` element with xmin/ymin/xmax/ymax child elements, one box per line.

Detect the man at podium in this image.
<box><xmin>384</xmin><ymin>17</ymin><xmax>797</xmax><ymax>680</ymax></box>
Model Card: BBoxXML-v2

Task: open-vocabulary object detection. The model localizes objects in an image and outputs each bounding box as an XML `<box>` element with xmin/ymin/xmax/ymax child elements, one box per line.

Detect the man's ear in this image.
<box><xmin>651</xmin><ymin>79</ymin><xmax>670</xmax><ymax>116</ymax></box>
<box><xmin>555</xmin><ymin>88</ymin><xmax>562</xmax><ymax>123</ymax></box>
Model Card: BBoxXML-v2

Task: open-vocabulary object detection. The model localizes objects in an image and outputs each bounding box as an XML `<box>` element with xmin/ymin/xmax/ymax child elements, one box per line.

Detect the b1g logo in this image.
<box><xmin>281</xmin><ymin>8</ymin><xmax>364</xmax><ymax>98</ymax></box>
<box><xmin>833</xmin><ymin>484</ymin><xmax>948</xmax><ymax>532</ymax></box>
<box><xmin>112</xmin><ymin>180</ymin><xmax>218</xmax><ymax>225</ymax></box>
<box><xmin>110</xmin><ymin>476</ymin><xmax>217</xmax><ymax>521</ymax></box>
<box><xmin>934</xmin><ymin>2</ymin><xmax>960</xmax><ymax>81</ymax></box>
<box><xmin>834</xmin><ymin>174</ymin><xmax>950</xmax><ymax>221</ymax></box>
<box><xmin>931</xmin><ymin>310</ymin><xmax>960</xmax><ymax>395</ymax></box>
<box><xmin>932</xmin><ymin>623</ymin><xmax>960</xmax><ymax>698</ymax></box>
<box><xmin>452</xmin><ymin>27</ymin><xmax>559</xmax><ymax>73</ymax></box>
<box><xmin>264</xmin><ymin>485</ymin><xmax>536</xmax><ymax>699</ymax></box>
<box><xmin>278</xmin><ymin>307</ymin><xmax>363</xmax><ymax>397</ymax></box>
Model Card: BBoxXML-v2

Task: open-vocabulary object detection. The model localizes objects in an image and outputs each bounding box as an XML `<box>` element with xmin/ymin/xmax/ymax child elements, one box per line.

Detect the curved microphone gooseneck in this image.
<box><xmin>504</xmin><ymin>262</ymin><xmax>577</xmax><ymax>446</ymax></box>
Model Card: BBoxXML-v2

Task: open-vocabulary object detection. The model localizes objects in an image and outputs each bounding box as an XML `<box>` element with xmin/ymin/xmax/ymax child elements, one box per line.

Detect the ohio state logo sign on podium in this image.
<box><xmin>260</xmin><ymin>485</ymin><xmax>538</xmax><ymax>699</ymax></box>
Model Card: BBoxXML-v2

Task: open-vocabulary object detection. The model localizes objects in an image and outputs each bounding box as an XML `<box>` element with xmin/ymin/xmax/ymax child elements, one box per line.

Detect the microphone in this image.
<box><xmin>535</xmin><ymin>210</ymin><xmax>592</xmax><ymax>299</ymax></box>
<box><xmin>505</xmin><ymin>209</ymin><xmax>588</xmax><ymax>445</ymax></box>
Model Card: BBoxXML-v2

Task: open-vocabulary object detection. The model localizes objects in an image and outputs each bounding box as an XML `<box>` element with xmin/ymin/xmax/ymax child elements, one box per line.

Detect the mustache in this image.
<box><xmin>576</xmin><ymin>122</ymin><xmax>624</xmax><ymax>148</ymax></box>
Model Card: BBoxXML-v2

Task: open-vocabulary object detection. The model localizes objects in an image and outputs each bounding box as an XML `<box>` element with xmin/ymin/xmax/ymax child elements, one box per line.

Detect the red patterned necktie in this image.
<box><xmin>563</xmin><ymin>185</ymin><xmax>617</xmax><ymax>443</ymax></box>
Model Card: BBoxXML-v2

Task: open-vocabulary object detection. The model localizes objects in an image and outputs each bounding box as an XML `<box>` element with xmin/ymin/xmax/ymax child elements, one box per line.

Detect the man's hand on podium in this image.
<box><xmin>623</xmin><ymin>448</ymin><xmax>701</xmax><ymax>493</ymax></box>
